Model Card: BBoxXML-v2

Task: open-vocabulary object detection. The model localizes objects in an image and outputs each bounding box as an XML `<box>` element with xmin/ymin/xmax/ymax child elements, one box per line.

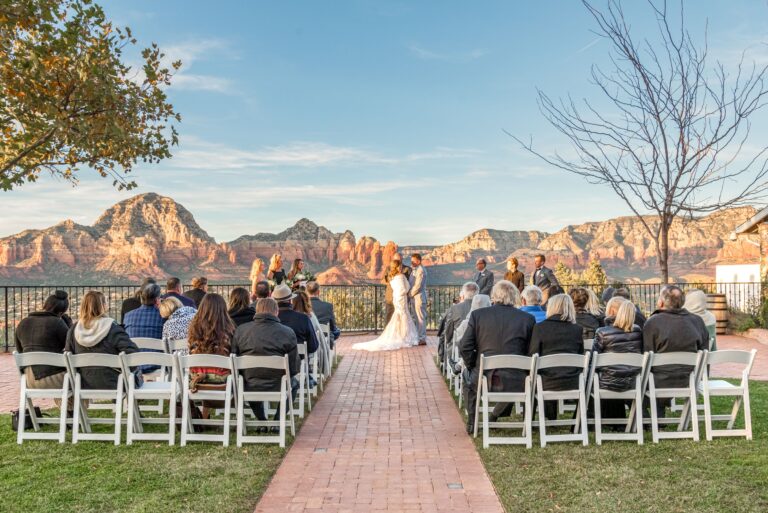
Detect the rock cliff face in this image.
<box><xmin>0</xmin><ymin>193</ymin><xmax>760</xmax><ymax>284</ymax></box>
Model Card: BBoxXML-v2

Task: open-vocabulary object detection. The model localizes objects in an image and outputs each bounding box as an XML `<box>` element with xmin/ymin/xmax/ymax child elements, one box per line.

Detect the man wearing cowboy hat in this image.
<box><xmin>273</xmin><ymin>283</ymin><xmax>320</xmax><ymax>387</ymax></box>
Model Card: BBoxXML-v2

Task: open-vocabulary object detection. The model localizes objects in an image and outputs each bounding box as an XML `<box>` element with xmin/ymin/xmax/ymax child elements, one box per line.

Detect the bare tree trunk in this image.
<box><xmin>658</xmin><ymin>221</ymin><xmax>670</xmax><ymax>284</ymax></box>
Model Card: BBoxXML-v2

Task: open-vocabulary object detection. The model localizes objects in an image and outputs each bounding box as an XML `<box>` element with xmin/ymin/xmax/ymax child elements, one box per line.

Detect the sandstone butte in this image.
<box><xmin>0</xmin><ymin>192</ymin><xmax>760</xmax><ymax>285</ymax></box>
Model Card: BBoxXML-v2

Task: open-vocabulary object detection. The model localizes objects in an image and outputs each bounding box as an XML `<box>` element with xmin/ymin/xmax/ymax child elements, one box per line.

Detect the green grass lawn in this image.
<box><xmin>453</xmin><ymin>374</ymin><xmax>768</xmax><ymax>513</ymax></box>
<box><xmin>0</xmin><ymin>357</ymin><xmax>342</xmax><ymax>513</ymax></box>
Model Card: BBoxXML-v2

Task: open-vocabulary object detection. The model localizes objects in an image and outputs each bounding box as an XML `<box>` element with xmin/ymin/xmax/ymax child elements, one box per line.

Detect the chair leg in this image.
<box><xmin>72</xmin><ymin>387</ymin><xmax>82</xmax><ymax>444</ymax></box>
<box><xmin>537</xmin><ymin>390</ymin><xmax>547</xmax><ymax>448</ymax></box>
<box><xmin>524</xmin><ymin>386</ymin><xmax>533</xmax><ymax>449</ymax></box>
<box><xmin>594</xmin><ymin>387</ymin><xmax>602</xmax><ymax>446</ymax></box>
<box><xmin>114</xmin><ymin>381</ymin><xmax>123</xmax><ymax>446</ymax></box>
<box><xmin>703</xmin><ymin>387</ymin><xmax>713</xmax><ymax>442</ymax></box>
<box><xmin>579</xmin><ymin>389</ymin><xmax>588</xmax><ymax>446</ymax></box>
<box><xmin>223</xmin><ymin>388</ymin><xmax>232</xmax><ymax>448</ymax></box>
<box><xmin>279</xmin><ymin>392</ymin><xmax>286</xmax><ymax>448</ymax></box>
<box><xmin>126</xmin><ymin>388</ymin><xmax>135</xmax><ymax>446</ymax></box>
<box><xmin>59</xmin><ymin>380</ymin><xmax>70</xmax><ymax>444</ymax></box>
<box><xmin>26</xmin><ymin>397</ymin><xmax>40</xmax><ymax>431</ymax></box>
<box><xmin>482</xmin><ymin>384</ymin><xmax>489</xmax><ymax>449</ymax></box>
<box><xmin>236</xmin><ymin>392</ymin><xmax>244</xmax><ymax>448</ymax></box>
<box><xmin>181</xmin><ymin>388</ymin><xmax>189</xmax><ymax>447</ymax></box>
<box><xmin>690</xmin><ymin>389</ymin><xmax>699</xmax><ymax>442</ymax></box>
<box><xmin>743</xmin><ymin>388</ymin><xmax>753</xmax><ymax>441</ymax></box>
<box><xmin>727</xmin><ymin>396</ymin><xmax>742</xmax><ymax>430</ymax></box>
<box><xmin>635</xmin><ymin>388</ymin><xmax>644</xmax><ymax>445</ymax></box>
<box><xmin>168</xmin><ymin>390</ymin><xmax>176</xmax><ymax>446</ymax></box>
<box><xmin>17</xmin><ymin>379</ymin><xmax>27</xmax><ymax>445</ymax></box>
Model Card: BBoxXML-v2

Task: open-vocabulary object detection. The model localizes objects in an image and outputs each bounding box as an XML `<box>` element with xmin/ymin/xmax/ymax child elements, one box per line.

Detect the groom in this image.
<box><xmin>409</xmin><ymin>253</ymin><xmax>428</xmax><ymax>346</ymax></box>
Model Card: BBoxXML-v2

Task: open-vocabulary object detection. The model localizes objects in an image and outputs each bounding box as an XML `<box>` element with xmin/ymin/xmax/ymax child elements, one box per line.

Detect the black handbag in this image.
<box><xmin>11</xmin><ymin>406</ymin><xmax>44</xmax><ymax>432</ymax></box>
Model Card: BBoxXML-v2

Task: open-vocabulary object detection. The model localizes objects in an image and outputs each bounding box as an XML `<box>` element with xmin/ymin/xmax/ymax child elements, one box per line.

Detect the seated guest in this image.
<box><xmin>593</xmin><ymin>297</ymin><xmax>643</xmax><ymax>420</ymax></box>
<box><xmin>15</xmin><ymin>291</ymin><xmax>71</xmax><ymax>398</ymax></box>
<box><xmin>643</xmin><ymin>286</ymin><xmax>709</xmax><ymax>416</ymax></box>
<box><xmin>683</xmin><ymin>289</ymin><xmax>717</xmax><ymax>351</ymax></box>
<box><xmin>504</xmin><ymin>257</ymin><xmax>525</xmax><ymax>292</ymax></box>
<box><xmin>450</xmin><ymin>294</ymin><xmax>492</xmax><ymax>374</ymax></box>
<box><xmin>439</xmin><ymin>282</ymin><xmax>478</xmax><ymax>364</ymax></box>
<box><xmin>601</xmin><ymin>286</ymin><xmax>615</xmax><ymax>305</ymax></box>
<box><xmin>65</xmin><ymin>291</ymin><xmax>138</xmax><ymax>389</ymax></box>
<box><xmin>121</xmin><ymin>277</ymin><xmax>156</xmax><ymax>324</ymax></box>
<box><xmin>585</xmin><ymin>289</ymin><xmax>606</xmax><ymax>326</ymax></box>
<box><xmin>231</xmin><ymin>298</ymin><xmax>300</xmax><ymax>424</ymax></box>
<box><xmin>228</xmin><ymin>287</ymin><xmax>256</xmax><ymax>327</ymax></box>
<box><xmin>273</xmin><ymin>284</ymin><xmax>319</xmax><ymax>386</ymax></box>
<box><xmin>306</xmin><ymin>281</ymin><xmax>341</xmax><ymax>346</ymax></box>
<box><xmin>570</xmin><ymin>287</ymin><xmax>603</xmax><ymax>339</ymax></box>
<box><xmin>520</xmin><ymin>285</ymin><xmax>547</xmax><ymax>323</ymax></box>
<box><xmin>162</xmin><ymin>277</ymin><xmax>196</xmax><ymax>308</ymax></box>
<box><xmin>613</xmin><ymin>287</ymin><xmax>646</xmax><ymax>328</ymax></box>
<box><xmin>124</xmin><ymin>283</ymin><xmax>165</xmax><ymax>372</ymax></box>
<box><xmin>184</xmin><ymin>276</ymin><xmax>208</xmax><ymax>308</ymax></box>
<box><xmin>460</xmin><ymin>280</ymin><xmax>536</xmax><ymax>433</ymax></box>
<box><xmin>528</xmin><ymin>293</ymin><xmax>584</xmax><ymax>421</ymax></box>
<box><xmin>293</xmin><ymin>290</ymin><xmax>330</xmax><ymax>379</ymax></box>
<box><xmin>159</xmin><ymin>297</ymin><xmax>196</xmax><ymax>355</ymax></box>
<box><xmin>188</xmin><ymin>293</ymin><xmax>235</xmax><ymax>419</ymax></box>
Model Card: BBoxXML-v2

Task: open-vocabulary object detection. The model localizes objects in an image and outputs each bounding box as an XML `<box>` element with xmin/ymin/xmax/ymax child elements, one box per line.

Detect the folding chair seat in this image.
<box><xmin>699</xmin><ymin>349</ymin><xmax>756</xmax><ymax>441</ymax></box>
<box><xmin>473</xmin><ymin>354</ymin><xmax>537</xmax><ymax>449</ymax></box>
<box><xmin>645</xmin><ymin>351</ymin><xmax>703</xmax><ymax>443</ymax></box>
<box><xmin>13</xmin><ymin>351</ymin><xmax>72</xmax><ymax>444</ymax></box>
<box><xmin>179</xmin><ymin>354</ymin><xmax>235</xmax><ymax>446</ymax></box>
<box><xmin>534</xmin><ymin>353</ymin><xmax>590</xmax><ymax>447</ymax></box>
<box><xmin>590</xmin><ymin>352</ymin><xmax>648</xmax><ymax>445</ymax></box>
<box><xmin>120</xmin><ymin>352</ymin><xmax>180</xmax><ymax>445</ymax></box>
<box><xmin>66</xmin><ymin>353</ymin><xmax>126</xmax><ymax>445</ymax></box>
<box><xmin>233</xmin><ymin>355</ymin><xmax>295</xmax><ymax>447</ymax></box>
<box><xmin>131</xmin><ymin>337</ymin><xmax>168</xmax><ymax>414</ymax></box>
<box><xmin>293</xmin><ymin>343</ymin><xmax>312</xmax><ymax>417</ymax></box>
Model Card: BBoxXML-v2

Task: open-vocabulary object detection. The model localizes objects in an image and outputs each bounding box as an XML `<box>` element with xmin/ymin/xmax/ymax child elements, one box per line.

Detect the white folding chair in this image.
<box><xmin>179</xmin><ymin>354</ymin><xmax>235</xmax><ymax>447</ymax></box>
<box><xmin>590</xmin><ymin>352</ymin><xmax>648</xmax><ymax>445</ymax></box>
<box><xmin>320</xmin><ymin>323</ymin><xmax>335</xmax><ymax>370</ymax></box>
<box><xmin>165</xmin><ymin>337</ymin><xmax>189</xmax><ymax>355</ymax></box>
<box><xmin>294</xmin><ymin>343</ymin><xmax>312</xmax><ymax>417</ymax></box>
<box><xmin>13</xmin><ymin>351</ymin><xmax>72</xmax><ymax>444</ymax></box>
<box><xmin>645</xmin><ymin>351</ymin><xmax>703</xmax><ymax>443</ymax></box>
<box><xmin>473</xmin><ymin>354</ymin><xmax>538</xmax><ymax>449</ymax></box>
<box><xmin>120</xmin><ymin>352</ymin><xmax>180</xmax><ymax>445</ymax></box>
<box><xmin>535</xmin><ymin>353</ymin><xmax>590</xmax><ymax>447</ymax></box>
<box><xmin>699</xmin><ymin>349</ymin><xmax>756</xmax><ymax>441</ymax></box>
<box><xmin>131</xmin><ymin>337</ymin><xmax>168</xmax><ymax>414</ymax></box>
<box><xmin>583</xmin><ymin>339</ymin><xmax>594</xmax><ymax>352</ymax></box>
<box><xmin>314</xmin><ymin>328</ymin><xmax>326</xmax><ymax>393</ymax></box>
<box><xmin>66</xmin><ymin>352</ymin><xmax>126</xmax><ymax>445</ymax></box>
<box><xmin>233</xmin><ymin>355</ymin><xmax>295</xmax><ymax>447</ymax></box>
<box><xmin>557</xmin><ymin>340</ymin><xmax>595</xmax><ymax>416</ymax></box>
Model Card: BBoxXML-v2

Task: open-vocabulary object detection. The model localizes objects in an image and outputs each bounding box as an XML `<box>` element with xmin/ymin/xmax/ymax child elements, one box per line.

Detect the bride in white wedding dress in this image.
<box><xmin>352</xmin><ymin>262</ymin><xmax>418</xmax><ymax>352</ymax></box>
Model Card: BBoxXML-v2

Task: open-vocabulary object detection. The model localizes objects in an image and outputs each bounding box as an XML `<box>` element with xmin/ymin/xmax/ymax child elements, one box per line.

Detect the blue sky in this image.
<box><xmin>2</xmin><ymin>0</ymin><xmax>768</xmax><ymax>244</ymax></box>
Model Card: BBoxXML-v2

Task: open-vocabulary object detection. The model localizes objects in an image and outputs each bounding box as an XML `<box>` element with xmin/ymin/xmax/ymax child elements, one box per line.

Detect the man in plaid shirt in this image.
<box><xmin>124</xmin><ymin>283</ymin><xmax>165</xmax><ymax>371</ymax></box>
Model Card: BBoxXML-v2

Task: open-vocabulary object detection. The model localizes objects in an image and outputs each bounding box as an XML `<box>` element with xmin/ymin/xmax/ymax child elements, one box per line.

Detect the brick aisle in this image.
<box><xmin>253</xmin><ymin>335</ymin><xmax>505</xmax><ymax>513</ymax></box>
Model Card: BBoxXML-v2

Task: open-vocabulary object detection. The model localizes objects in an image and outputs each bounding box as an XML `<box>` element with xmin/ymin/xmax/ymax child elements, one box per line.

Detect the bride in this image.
<box><xmin>353</xmin><ymin>260</ymin><xmax>419</xmax><ymax>351</ymax></box>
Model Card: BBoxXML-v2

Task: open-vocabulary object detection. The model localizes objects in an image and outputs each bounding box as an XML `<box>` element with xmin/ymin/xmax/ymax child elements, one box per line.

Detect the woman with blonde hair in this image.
<box><xmin>267</xmin><ymin>253</ymin><xmax>286</xmax><ymax>286</ymax></box>
<box><xmin>528</xmin><ymin>293</ymin><xmax>584</xmax><ymax>420</ymax></box>
<box><xmin>160</xmin><ymin>296</ymin><xmax>196</xmax><ymax>355</ymax></box>
<box><xmin>249</xmin><ymin>258</ymin><xmax>266</xmax><ymax>296</ymax></box>
<box><xmin>593</xmin><ymin>298</ymin><xmax>643</xmax><ymax>421</ymax></box>
<box><xmin>353</xmin><ymin>260</ymin><xmax>418</xmax><ymax>351</ymax></box>
<box><xmin>64</xmin><ymin>291</ymin><xmax>138</xmax><ymax>390</ymax></box>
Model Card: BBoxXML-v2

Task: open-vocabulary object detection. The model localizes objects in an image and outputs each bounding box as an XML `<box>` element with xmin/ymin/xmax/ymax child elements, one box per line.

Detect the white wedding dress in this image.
<box><xmin>352</xmin><ymin>274</ymin><xmax>419</xmax><ymax>351</ymax></box>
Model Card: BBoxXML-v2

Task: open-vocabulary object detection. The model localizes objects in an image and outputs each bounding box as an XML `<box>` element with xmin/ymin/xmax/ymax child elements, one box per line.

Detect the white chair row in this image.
<box><xmin>14</xmin><ymin>350</ymin><xmax>296</xmax><ymax>447</ymax></box>
<box><xmin>473</xmin><ymin>348</ymin><xmax>756</xmax><ymax>449</ymax></box>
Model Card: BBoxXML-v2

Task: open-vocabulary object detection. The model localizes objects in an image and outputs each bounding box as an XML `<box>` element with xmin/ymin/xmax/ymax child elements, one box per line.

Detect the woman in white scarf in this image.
<box><xmin>684</xmin><ymin>289</ymin><xmax>717</xmax><ymax>350</ymax></box>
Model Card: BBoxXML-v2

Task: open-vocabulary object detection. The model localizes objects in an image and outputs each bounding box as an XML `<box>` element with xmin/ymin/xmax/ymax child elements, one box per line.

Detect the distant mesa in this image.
<box><xmin>0</xmin><ymin>192</ymin><xmax>760</xmax><ymax>284</ymax></box>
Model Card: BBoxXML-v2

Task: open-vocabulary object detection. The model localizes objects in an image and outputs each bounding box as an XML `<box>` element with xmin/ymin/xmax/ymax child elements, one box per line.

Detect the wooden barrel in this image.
<box><xmin>706</xmin><ymin>294</ymin><xmax>728</xmax><ymax>335</ymax></box>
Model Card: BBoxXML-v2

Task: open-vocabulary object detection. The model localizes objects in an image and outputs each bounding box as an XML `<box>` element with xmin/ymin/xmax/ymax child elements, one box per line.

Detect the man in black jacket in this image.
<box><xmin>306</xmin><ymin>281</ymin><xmax>341</xmax><ymax>346</ymax></box>
<box><xmin>440</xmin><ymin>282</ymin><xmax>478</xmax><ymax>366</ymax></box>
<box><xmin>460</xmin><ymin>280</ymin><xmax>536</xmax><ymax>434</ymax></box>
<box><xmin>643</xmin><ymin>286</ymin><xmax>709</xmax><ymax>416</ymax></box>
<box><xmin>231</xmin><ymin>298</ymin><xmax>300</xmax><ymax>421</ymax></box>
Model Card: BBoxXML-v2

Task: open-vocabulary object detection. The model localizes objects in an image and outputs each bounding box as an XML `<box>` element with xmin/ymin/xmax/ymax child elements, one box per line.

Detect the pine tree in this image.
<box><xmin>554</xmin><ymin>262</ymin><xmax>576</xmax><ymax>286</ymax></box>
<box><xmin>580</xmin><ymin>259</ymin><xmax>608</xmax><ymax>287</ymax></box>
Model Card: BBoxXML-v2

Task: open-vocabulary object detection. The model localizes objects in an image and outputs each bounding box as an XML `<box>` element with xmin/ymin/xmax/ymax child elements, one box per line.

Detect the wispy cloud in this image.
<box><xmin>162</xmin><ymin>39</ymin><xmax>236</xmax><ymax>93</ymax></box>
<box><xmin>408</xmin><ymin>44</ymin><xmax>487</xmax><ymax>62</ymax></box>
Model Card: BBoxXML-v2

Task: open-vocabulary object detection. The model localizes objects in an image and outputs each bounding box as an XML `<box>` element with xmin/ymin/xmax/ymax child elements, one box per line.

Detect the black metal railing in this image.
<box><xmin>1</xmin><ymin>282</ymin><xmax>762</xmax><ymax>352</ymax></box>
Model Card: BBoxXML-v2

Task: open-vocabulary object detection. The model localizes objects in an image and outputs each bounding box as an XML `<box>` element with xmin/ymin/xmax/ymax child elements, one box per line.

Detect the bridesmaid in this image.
<box><xmin>249</xmin><ymin>258</ymin><xmax>265</xmax><ymax>298</ymax></box>
<box><xmin>267</xmin><ymin>253</ymin><xmax>286</xmax><ymax>285</ymax></box>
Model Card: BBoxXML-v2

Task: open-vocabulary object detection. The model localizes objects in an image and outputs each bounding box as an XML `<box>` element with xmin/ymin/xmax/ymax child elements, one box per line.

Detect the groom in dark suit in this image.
<box><xmin>531</xmin><ymin>254</ymin><xmax>559</xmax><ymax>302</ymax></box>
<box><xmin>473</xmin><ymin>258</ymin><xmax>494</xmax><ymax>296</ymax></box>
<box><xmin>383</xmin><ymin>253</ymin><xmax>412</xmax><ymax>324</ymax></box>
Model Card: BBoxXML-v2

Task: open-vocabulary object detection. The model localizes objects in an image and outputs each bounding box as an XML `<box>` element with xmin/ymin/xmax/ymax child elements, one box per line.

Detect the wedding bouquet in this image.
<box><xmin>292</xmin><ymin>269</ymin><xmax>316</xmax><ymax>289</ymax></box>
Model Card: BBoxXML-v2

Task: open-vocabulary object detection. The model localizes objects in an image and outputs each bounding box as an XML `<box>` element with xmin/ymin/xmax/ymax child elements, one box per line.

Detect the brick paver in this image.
<box><xmin>254</xmin><ymin>335</ymin><xmax>505</xmax><ymax>513</ymax></box>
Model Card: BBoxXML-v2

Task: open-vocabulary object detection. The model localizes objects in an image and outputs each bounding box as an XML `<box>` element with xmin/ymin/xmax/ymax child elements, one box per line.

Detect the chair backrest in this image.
<box><xmin>233</xmin><ymin>354</ymin><xmax>288</xmax><ymax>372</ymax></box>
<box><xmin>583</xmin><ymin>338</ymin><xmax>594</xmax><ymax>351</ymax></box>
<box><xmin>179</xmin><ymin>354</ymin><xmax>233</xmax><ymax>372</ymax></box>
<box><xmin>320</xmin><ymin>323</ymin><xmax>331</xmax><ymax>337</ymax></box>
<box><xmin>481</xmin><ymin>354</ymin><xmax>535</xmax><ymax>372</ymax></box>
<box><xmin>536</xmin><ymin>353</ymin><xmax>589</xmax><ymax>371</ymax></box>
<box><xmin>13</xmin><ymin>351</ymin><xmax>69</xmax><ymax>375</ymax></box>
<box><xmin>131</xmin><ymin>337</ymin><xmax>165</xmax><ymax>351</ymax></box>
<box><xmin>165</xmin><ymin>338</ymin><xmax>189</xmax><ymax>353</ymax></box>
<box><xmin>592</xmin><ymin>351</ymin><xmax>646</xmax><ymax>369</ymax></box>
<box><xmin>120</xmin><ymin>351</ymin><xmax>176</xmax><ymax>370</ymax></box>
<box><xmin>704</xmin><ymin>349</ymin><xmax>756</xmax><ymax>367</ymax></box>
<box><xmin>650</xmin><ymin>351</ymin><xmax>701</xmax><ymax>368</ymax></box>
<box><xmin>67</xmin><ymin>352</ymin><xmax>123</xmax><ymax>369</ymax></box>
<box><xmin>297</xmin><ymin>342</ymin><xmax>308</xmax><ymax>358</ymax></box>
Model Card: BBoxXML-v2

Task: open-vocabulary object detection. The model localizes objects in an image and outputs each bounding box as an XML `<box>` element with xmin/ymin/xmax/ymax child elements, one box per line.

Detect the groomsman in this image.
<box><xmin>409</xmin><ymin>253</ymin><xmax>428</xmax><ymax>346</ymax></box>
<box><xmin>383</xmin><ymin>253</ymin><xmax>412</xmax><ymax>324</ymax></box>
<box><xmin>531</xmin><ymin>254</ymin><xmax>559</xmax><ymax>302</ymax></box>
<box><xmin>473</xmin><ymin>258</ymin><xmax>494</xmax><ymax>296</ymax></box>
